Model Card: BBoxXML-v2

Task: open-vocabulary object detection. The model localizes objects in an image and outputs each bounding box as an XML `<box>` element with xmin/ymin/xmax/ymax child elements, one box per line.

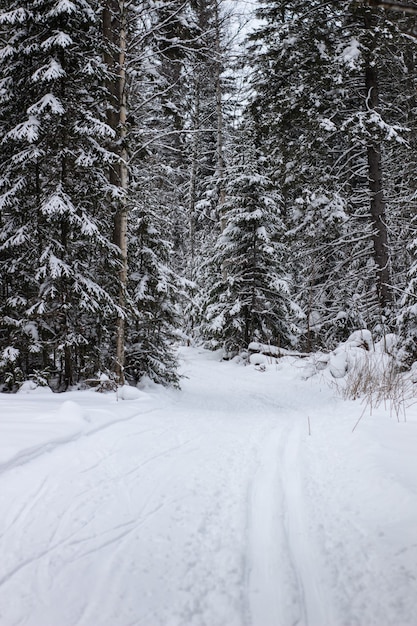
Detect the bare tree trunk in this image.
<box><xmin>116</xmin><ymin>0</ymin><xmax>129</xmax><ymax>384</ymax></box>
<box><xmin>214</xmin><ymin>0</ymin><xmax>226</xmax><ymax>233</ymax></box>
<box><xmin>364</xmin><ymin>11</ymin><xmax>392</xmax><ymax>308</ymax></box>
<box><xmin>103</xmin><ymin>0</ymin><xmax>129</xmax><ymax>384</ymax></box>
<box><xmin>188</xmin><ymin>85</ymin><xmax>200</xmax><ymax>277</ymax></box>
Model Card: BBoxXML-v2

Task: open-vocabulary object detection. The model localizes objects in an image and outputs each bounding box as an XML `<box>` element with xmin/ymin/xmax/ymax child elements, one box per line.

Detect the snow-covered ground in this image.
<box><xmin>1</xmin><ymin>347</ymin><xmax>417</xmax><ymax>626</ymax></box>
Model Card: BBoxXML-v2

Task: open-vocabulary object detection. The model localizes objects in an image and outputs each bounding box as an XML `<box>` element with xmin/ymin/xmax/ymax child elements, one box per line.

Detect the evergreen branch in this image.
<box><xmin>360</xmin><ymin>0</ymin><xmax>417</xmax><ymax>14</ymax></box>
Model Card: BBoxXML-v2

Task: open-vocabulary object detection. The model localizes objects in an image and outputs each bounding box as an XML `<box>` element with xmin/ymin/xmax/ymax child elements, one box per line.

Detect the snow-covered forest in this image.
<box><xmin>3</xmin><ymin>0</ymin><xmax>417</xmax><ymax>390</ymax></box>
<box><xmin>3</xmin><ymin>3</ymin><xmax>417</xmax><ymax>624</ymax></box>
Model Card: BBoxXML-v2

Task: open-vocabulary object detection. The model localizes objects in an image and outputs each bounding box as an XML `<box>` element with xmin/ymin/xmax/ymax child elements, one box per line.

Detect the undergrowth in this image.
<box><xmin>337</xmin><ymin>353</ymin><xmax>416</xmax><ymax>430</ymax></box>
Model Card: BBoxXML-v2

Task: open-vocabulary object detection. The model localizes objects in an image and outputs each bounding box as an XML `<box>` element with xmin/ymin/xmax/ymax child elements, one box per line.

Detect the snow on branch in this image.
<box><xmin>31</xmin><ymin>59</ymin><xmax>66</xmax><ymax>83</ymax></box>
<box><xmin>248</xmin><ymin>342</ymin><xmax>308</xmax><ymax>359</ymax></box>
<box><xmin>27</xmin><ymin>94</ymin><xmax>65</xmax><ymax>116</ymax></box>
<box><xmin>47</xmin><ymin>0</ymin><xmax>78</xmax><ymax>17</ymax></box>
<box><xmin>40</xmin><ymin>192</ymin><xmax>76</xmax><ymax>217</ymax></box>
<box><xmin>0</xmin><ymin>9</ymin><xmax>28</xmax><ymax>24</ymax></box>
<box><xmin>6</xmin><ymin>117</ymin><xmax>40</xmax><ymax>143</ymax></box>
<box><xmin>41</xmin><ymin>32</ymin><xmax>74</xmax><ymax>51</ymax></box>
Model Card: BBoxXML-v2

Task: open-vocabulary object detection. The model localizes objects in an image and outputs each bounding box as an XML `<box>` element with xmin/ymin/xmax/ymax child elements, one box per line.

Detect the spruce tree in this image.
<box><xmin>200</xmin><ymin>129</ymin><xmax>296</xmax><ymax>354</ymax></box>
<box><xmin>249</xmin><ymin>0</ymin><xmax>416</xmax><ymax>349</ymax></box>
<box><xmin>0</xmin><ymin>0</ymin><xmax>119</xmax><ymax>389</ymax></box>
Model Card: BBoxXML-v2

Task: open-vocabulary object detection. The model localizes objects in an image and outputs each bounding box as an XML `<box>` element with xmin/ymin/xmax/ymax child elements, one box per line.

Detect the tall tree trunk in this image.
<box><xmin>103</xmin><ymin>0</ymin><xmax>129</xmax><ymax>384</ymax></box>
<box><xmin>188</xmin><ymin>84</ymin><xmax>200</xmax><ymax>278</ymax></box>
<box><xmin>364</xmin><ymin>11</ymin><xmax>392</xmax><ymax>309</ymax></box>
<box><xmin>214</xmin><ymin>0</ymin><xmax>226</xmax><ymax>233</ymax></box>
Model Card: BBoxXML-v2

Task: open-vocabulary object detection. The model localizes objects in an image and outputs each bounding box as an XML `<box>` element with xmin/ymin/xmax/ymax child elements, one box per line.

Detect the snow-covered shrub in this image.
<box><xmin>311</xmin><ymin>329</ymin><xmax>413</xmax><ymax>419</ymax></box>
<box><xmin>29</xmin><ymin>368</ymin><xmax>51</xmax><ymax>388</ymax></box>
<box><xmin>1</xmin><ymin>367</ymin><xmax>24</xmax><ymax>393</ymax></box>
<box><xmin>0</xmin><ymin>347</ymin><xmax>24</xmax><ymax>392</ymax></box>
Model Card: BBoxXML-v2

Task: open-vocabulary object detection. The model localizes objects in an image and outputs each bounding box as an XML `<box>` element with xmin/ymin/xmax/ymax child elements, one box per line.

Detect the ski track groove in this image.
<box><xmin>0</xmin><ymin>476</ymin><xmax>48</xmax><ymax>540</ymax></box>
<box><xmin>280</xmin><ymin>420</ymin><xmax>330</xmax><ymax>626</ymax></box>
<box><xmin>2</xmin><ymin>350</ymin><xmax>417</xmax><ymax>626</ymax></box>
<box><xmin>0</xmin><ymin>403</ymin><xmax>166</xmax><ymax>479</ymax></box>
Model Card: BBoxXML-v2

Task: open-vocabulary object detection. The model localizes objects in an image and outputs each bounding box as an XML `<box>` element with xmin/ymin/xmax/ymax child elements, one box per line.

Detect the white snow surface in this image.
<box><xmin>0</xmin><ymin>347</ymin><xmax>417</xmax><ymax>626</ymax></box>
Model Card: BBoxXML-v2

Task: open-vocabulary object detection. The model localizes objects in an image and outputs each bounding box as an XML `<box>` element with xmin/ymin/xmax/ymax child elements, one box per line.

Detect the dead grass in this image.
<box><xmin>340</xmin><ymin>353</ymin><xmax>416</xmax><ymax>431</ymax></box>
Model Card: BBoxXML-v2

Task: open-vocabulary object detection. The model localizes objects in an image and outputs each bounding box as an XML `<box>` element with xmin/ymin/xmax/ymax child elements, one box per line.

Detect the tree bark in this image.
<box><xmin>214</xmin><ymin>0</ymin><xmax>226</xmax><ymax>233</ymax></box>
<box><xmin>103</xmin><ymin>0</ymin><xmax>129</xmax><ymax>384</ymax></box>
<box><xmin>364</xmin><ymin>11</ymin><xmax>392</xmax><ymax>308</ymax></box>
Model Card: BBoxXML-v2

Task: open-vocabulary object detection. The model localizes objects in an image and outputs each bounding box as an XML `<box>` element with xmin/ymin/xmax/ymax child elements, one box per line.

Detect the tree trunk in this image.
<box><xmin>103</xmin><ymin>0</ymin><xmax>129</xmax><ymax>384</ymax></box>
<box><xmin>214</xmin><ymin>0</ymin><xmax>226</xmax><ymax>233</ymax></box>
<box><xmin>188</xmin><ymin>85</ymin><xmax>200</xmax><ymax>278</ymax></box>
<box><xmin>364</xmin><ymin>11</ymin><xmax>392</xmax><ymax>309</ymax></box>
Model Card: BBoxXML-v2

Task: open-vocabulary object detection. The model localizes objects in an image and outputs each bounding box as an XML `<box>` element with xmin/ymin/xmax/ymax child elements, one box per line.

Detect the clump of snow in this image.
<box><xmin>328</xmin><ymin>350</ymin><xmax>348</xmax><ymax>378</ymax></box>
<box><xmin>374</xmin><ymin>333</ymin><xmax>397</xmax><ymax>354</ymax></box>
<box><xmin>346</xmin><ymin>329</ymin><xmax>373</xmax><ymax>350</ymax></box>
<box><xmin>231</xmin><ymin>354</ymin><xmax>246</xmax><ymax>365</ymax></box>
<box><xmin>136</xmin><ymin>375</ymin><xmax>160</xmax><ymax>391</ymax></box>
<box><xmin>305</xmin><ymin>329</ymin><xmax>396</xmax><ymax>381</ymax></box>
<box><xmin>320</xmin><ymin>117</ymin><xmax>337</xmax><ymax>132</ymax></box>
<box><xmin>17</xmin><ymin>380</ymin><xmax>53</xmax><ymax>394</ymax></box>
<box><xmin>118</xmin><ymin>385</ymin><xmax>146</xmax><ymax>401</ymax></box>
<box><xmin>1</xmin><ymin>346</ymin><xmax>19</xmax><ymax>363</ymax></box>
<box><xmin>18</xmin><ymin>380</ymin><xmax>38</xmax><ymax>393</ymax></box>
<box><xmin>339</xmin><ymin>38</ymin><xmax>361</xmax><ymax>69</ymax></box>
<box><xmin>249</xmin><ymin>353</ymin><xmax>269</xmax><ymax>366</ymax></box>
<box><xmin>58</xmin><ymin>400</ymin><xmax>90</xmax><ymax>423</ymax></box>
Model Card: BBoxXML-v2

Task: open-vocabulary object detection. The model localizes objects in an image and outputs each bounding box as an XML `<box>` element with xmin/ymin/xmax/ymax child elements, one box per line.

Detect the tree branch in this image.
<box><xmin>361</xmin><ymin>0</ymin><xmax>417</xmax><ymax>15</ymax></box>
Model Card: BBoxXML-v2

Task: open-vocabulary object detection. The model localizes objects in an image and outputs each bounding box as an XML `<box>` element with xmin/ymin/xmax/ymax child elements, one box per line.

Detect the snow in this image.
<box><xmin>27</xmin><ymin>94</ymin><xmax>65</xmax><ymax>115</ymax></box>
<box><xmin>339</xmin><ymin>38</ymin><xmax>361</xmax><ymax>69</ymax></box>
<box><xmin>1</xmin><ymin>347</ymin><xmax>417</xmax><ymax>625</ymax></box>
<box><xmin>7</xmin><ymin>116</ymin><xmax>40</xmax><ymax>143</ymax></box>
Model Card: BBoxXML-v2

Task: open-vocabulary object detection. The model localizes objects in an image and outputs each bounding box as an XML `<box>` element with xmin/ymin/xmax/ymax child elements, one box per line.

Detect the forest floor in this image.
<box><xmin>0</xmin><ymin>347</ymin><xmax>417</xmax><ymax>626</ymax></box>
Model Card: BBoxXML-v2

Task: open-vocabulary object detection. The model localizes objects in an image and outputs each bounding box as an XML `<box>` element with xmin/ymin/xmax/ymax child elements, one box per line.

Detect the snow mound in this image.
<box><xmin>18</xmin><ymin>380</ymin><xmax>53</xmax><ymax>394</ymax></box>
<box><xmin>345</xmin><ymin>329</ymin><xmax>373</xmax><ymax>350</ymax></box>
<box><xmin>328</xmin><ymin>350</ymin><xmax>348</xmax><ymax>378</ymax></box>
<box><xmin>18</xmin><ymin>380</ymin><xmax>39</xmax><ymax>393</ymax></box>
<box><xmin>249</xmin><ymin>353</ymin><xmax>269</xmax><ymax>366</ymax></box>
<box><xmin>58</xmin><ymin>400</ymin><xmax>91</xmax><ymax>423</ymax></box>
<box><xmin>118</xmin><ymin>384</ymin><xmax>146</xmax><ymax>401</ymax></box>
<box><xmin>306</xmin><ymin>330</ymin><xmax>399</xmax><ymax>381</ymax></box>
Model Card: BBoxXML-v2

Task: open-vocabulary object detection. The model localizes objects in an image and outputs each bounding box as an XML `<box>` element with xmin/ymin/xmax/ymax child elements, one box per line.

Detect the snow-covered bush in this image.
<box><xmin>307</xmin><ymin>329</ymin><xmax>414</xmax><ymax>419</ymax></box>
<box><xmin>0</xmin><ymin>347</ymin><xmax>24</xmax><ymax>392</ymax></box>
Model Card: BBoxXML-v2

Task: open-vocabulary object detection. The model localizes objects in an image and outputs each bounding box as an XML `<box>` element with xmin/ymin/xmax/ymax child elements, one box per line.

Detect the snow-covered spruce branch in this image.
<box><xmin>130</xmin><ymin>128</ymin><xmax>220</xmax><ymax>159</ymax></box>
<box><xmin>359</xmin><ymin>0</ymin><xmax>417</xmax><ymax>15</ymax></box>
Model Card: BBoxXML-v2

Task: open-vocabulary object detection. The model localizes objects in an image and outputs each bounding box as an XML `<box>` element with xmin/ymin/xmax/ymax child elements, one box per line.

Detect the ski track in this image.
<box><xmin>0</xmin><ymin>348</ymin><xmax>417</xmax><ymax>625</ymax></box>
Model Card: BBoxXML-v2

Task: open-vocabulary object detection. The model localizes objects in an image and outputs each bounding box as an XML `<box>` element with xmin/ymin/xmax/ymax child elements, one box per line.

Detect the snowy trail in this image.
<box><xmin>1</xmin><ymin>348</ymin><xmax>417</xmax><ymax>625</ymax></box>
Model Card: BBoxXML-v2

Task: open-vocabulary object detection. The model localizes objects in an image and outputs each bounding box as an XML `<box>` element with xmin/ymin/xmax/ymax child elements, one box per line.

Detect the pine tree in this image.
<box><xmin>0</xmin><ymin>0</ymin><xmax>119</xmax><ymax>389</ymax></box>
<box><xmin>125</xmin><ymin>185</ymin><xmax>181</xmax><ymax>387</ymax></box>
<box><xmin>249</xmin><ymin>0</ymin><xmax>417</xmax><ymax>349</ymax></box>
<box><xmin>200</xmin><ymin>129</ymin><xmax>296</xmax><ymax>354</ymax></box>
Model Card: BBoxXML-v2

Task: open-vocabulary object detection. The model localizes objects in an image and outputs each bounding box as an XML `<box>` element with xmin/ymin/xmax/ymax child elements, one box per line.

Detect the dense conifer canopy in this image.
<box><xmin>1</xmin><ymin>0</ymin><xmax>417</xmax><ymax>390</ymax></box>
